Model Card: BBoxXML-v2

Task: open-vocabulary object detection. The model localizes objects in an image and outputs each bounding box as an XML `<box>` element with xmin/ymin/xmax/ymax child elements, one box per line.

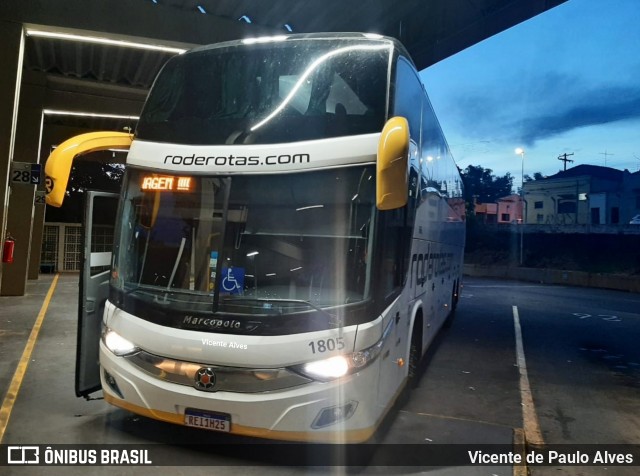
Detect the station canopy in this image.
<box><xmin>22</xmin><ymin>0</ymin><xmax>568</xmax><ymax>92</ymax></box>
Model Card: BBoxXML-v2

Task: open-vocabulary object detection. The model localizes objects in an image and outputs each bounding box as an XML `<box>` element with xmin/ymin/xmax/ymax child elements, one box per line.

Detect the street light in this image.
<box><xmin>515</xmin><ymin>148</ymin><xmax>525</xmax><ymax>265</ymax></box>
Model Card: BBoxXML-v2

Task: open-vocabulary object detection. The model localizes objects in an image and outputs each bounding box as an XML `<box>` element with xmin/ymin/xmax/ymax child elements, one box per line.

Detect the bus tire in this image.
<box><xmin>407</xmin><ymin>315</ymin><xmax>423</xmax><ymax>388</ymax></box>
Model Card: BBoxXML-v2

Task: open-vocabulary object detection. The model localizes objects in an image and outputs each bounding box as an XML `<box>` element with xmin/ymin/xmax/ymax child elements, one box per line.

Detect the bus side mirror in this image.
<box><xmin>45</xmin><ymin>131</ymin><xmax>132</xmax><ymax>207</ymax></box>
<box><xmin>376</xmin><ymin>117</ymin><xmax>409</xmax><ymax>210</ymax></box>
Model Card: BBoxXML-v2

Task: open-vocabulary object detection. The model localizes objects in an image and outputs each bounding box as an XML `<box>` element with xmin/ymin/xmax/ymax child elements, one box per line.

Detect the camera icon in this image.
<box><xmin>7</xmin><ymin>446</ymin><xmax>40</xmax><ymax>464</ymax></box>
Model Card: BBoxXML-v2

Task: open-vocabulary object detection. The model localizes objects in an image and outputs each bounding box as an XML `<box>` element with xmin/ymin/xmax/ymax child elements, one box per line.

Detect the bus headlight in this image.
<box><xmin>102</xmin><ymin>328</ymin><xmax>139</xmax><ymax>356</ymax></box>
<box><xmin>292</xmin><ymin>339</ymin><xmax>383</xmax><ymax>382</ymax></box>
<box><xmin>302</xmin><ymin>356</ymin><xmax>350</xmax><ymax>380</ymax></box>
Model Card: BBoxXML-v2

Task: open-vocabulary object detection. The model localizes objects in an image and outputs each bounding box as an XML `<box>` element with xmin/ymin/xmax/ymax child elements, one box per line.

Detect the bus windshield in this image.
<box><xmin>111</xmin><ymin>166</ymin><xmax>376</xmax><ymax>317</ymax></box>
<box><xmin>135</xmin><ymin>38</ymin><xmax>389</xmax><ymax>145</ymax></box>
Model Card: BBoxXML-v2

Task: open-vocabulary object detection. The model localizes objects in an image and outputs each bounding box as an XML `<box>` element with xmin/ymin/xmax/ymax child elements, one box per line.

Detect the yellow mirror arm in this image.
<box><xmin>44</xmin><ymin>131</ymin><xmax>132</xmax><ymax>207</ymax></box>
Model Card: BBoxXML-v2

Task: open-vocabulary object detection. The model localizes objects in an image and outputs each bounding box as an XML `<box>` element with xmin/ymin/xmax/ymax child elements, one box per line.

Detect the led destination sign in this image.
<box><xmin>141</xmin><ymin>175</ymin><xmax>192</xmax><ymax>192</ymax></box>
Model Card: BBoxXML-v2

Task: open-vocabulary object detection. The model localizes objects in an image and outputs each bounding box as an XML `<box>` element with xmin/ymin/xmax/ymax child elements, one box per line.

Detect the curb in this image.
<box><xmin>463</xmin><ymin>264</ymin><xmax>640</xmax><ymax>293</ymax></box>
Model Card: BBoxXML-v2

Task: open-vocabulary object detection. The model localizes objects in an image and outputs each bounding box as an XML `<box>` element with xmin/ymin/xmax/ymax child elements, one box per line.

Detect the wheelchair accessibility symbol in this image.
<box><xmin>221</xmin><ymin>267</ymin><xmax>244</xmax><ymax>294</ymax></box>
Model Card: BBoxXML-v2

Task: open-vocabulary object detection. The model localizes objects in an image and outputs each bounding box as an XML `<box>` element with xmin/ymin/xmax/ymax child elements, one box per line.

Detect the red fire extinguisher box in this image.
<box><xmin>3</xmin><ymin>236</ymin><xmax>15</xmax><ymax>264</ymax></box>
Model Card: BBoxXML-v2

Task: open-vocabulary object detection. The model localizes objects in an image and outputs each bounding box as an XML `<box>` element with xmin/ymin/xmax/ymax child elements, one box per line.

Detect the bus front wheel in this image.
<box><xmin>407</xmin><ymin>315</ymin><xmax>423</xmax><ymax>388</ymax></box>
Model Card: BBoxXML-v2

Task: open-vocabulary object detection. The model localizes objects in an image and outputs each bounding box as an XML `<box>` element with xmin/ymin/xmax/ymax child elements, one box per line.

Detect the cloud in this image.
<box><xmin>515</xmin><ymin>84</ymin><xmax>640</xmax><ymax>145</ymax></box>
<box><xmin>445</xmin><ymin>72</ymin><xmax>640</xmax><ymax>147</ymax></box>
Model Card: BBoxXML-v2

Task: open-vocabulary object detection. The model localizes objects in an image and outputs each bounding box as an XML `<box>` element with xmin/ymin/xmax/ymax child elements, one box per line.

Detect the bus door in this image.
<box><xmin>76</xmin><ymin>191</ymin><xmax>119</xmax><ymax>398</ymax></box>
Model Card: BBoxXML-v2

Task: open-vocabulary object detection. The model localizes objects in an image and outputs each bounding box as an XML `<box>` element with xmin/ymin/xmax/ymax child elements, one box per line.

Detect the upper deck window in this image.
<box><xmin>136</xmin><ymin>39</ymin><xmax>390</xmax><ymax>145</ymax></box>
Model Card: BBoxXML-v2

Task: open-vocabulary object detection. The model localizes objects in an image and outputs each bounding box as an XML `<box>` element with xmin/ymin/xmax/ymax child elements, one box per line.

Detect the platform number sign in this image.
<box><xmin>34</xmin><ymin>191</ymin><xmax>46</xmax><ymax>205</ymax></box>
<box><xmin>11</xmin><ymin>162</ymin><xmax>41</xmax><ymax>185</ymax></box>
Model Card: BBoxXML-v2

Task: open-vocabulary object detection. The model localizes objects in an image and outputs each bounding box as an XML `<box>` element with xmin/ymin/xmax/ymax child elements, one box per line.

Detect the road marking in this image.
<box><xmin>512</xmin><ymin>427</ymin><xmax>528</xmax><ymax>476</ymax></box>
<box><xmin>573</xmin><ymin>312</ymin><xmax>622</xmax><ymax>322</ymax></box>
<box><xmin>0</xmin><ymin>274</ymin><xmax>59</xmax><ymax>443</ymax></box>
<box><xmin>398</xmin><ymin>409</ymin><xmax>515</xmax><ymax>429</ymax></box>
<box><xmin>512</xmin><ymin>305</ymin><xmax>544</xmax><ymax>446</ymax></box>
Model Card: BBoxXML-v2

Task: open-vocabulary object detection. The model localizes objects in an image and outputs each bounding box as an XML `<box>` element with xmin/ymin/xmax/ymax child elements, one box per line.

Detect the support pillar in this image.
<box><xmin>0</xmin><ymin>21</ymin><xmax>25</xmax><ymax>292</ymax></box>
<box><xmin>2</xmin><ymin>76</ymin><xmax>47</xmax><ymax>293</ymax></box>
<box><xmin>18</xmin><ymin>79</ymin><xmax>47</xmax><ymax>281</ymax></box>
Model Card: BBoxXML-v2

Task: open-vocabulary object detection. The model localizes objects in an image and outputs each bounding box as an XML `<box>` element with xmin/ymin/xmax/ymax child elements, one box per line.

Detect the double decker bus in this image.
<box><xmin>46</xmin><ymin>33</ymin><xmax>465</xmax><ymax>443</ymax></box>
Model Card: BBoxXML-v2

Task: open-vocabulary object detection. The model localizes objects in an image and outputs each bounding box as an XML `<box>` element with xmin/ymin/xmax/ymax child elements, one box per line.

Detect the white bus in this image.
<box><xmin>46</xmin><ymin>33</ymin><xmax>465</xmax><ymax>443</ymax></box>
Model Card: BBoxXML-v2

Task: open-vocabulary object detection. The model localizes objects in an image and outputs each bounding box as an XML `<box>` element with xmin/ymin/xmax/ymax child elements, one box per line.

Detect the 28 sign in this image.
<box><xmin>12</xmin><ymin>169</ymin><xmax>32</xmax><ymax>183</ymax></box>
<box><xmin>11</xmin><ymin>162</ymin><xmax>41</xmax><ymax>185</ymax></box>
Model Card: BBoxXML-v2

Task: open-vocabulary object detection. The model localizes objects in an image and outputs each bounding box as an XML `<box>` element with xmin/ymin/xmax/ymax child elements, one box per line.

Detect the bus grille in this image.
<box><xmin>125</xmin><ymin>350</ymin><xmax>312</xmax><ymax>393</ymax></box>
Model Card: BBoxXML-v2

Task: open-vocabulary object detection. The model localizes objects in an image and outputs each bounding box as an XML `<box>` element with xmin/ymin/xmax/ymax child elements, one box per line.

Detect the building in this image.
<box><xmin>474</xmin><ymin>194</ymin><xmax>523</xmax><ymax>224</ymax></box>
<box><xmin>497</xmin><ymin>194</ymin><xmax>524</xmax><ymax>224</ymax></box>
<box><xmin>621</xmin><ymin>169</ymin><xmax>640</xmax><ymax>223</ymax></box>
<box><xmin>523</xmin><ymin>164</ymin><xmax>640</xmax><ymax>226</ymax></box>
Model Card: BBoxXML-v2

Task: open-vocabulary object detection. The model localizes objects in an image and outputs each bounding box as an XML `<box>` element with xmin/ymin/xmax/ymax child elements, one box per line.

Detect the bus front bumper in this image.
<box><xmin>99</xmin><ymin>342</ymin><xmax>382</xmax><ymax>443</ymax></box>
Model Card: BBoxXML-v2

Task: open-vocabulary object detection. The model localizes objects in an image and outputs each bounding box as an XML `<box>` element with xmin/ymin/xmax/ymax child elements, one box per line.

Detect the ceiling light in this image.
<box><xmin>43</xmin><ymin>109</ymin><xmax>140</xmax><ymax>120</ymax></box>
<box><xmin>197</xmin><ymin>5</ymin><xmax>206</xmax><ymax>14</ymax></box>
<box><xmin>296</xmin><ymin>205</ymin><xmax>324</xmax><ymax>211</ymax></box>
<box><xmin>284</xmin><ymin>24</ymin><xmax>293</xmax><ymax>32</ymax></box>
<box><xmin>242</xmin><ymin>35</ymin><xmax>288</xmax><ymax>45</ymax></box>
<box><xmin>26</xmin><ymin>29</ymin><xmax>186</xmax><ymax>54</ymax></box>
<box><xmin>239</xmin><ymin>15</ymin><xmax>252</xmax><ymax>24</ymax></box>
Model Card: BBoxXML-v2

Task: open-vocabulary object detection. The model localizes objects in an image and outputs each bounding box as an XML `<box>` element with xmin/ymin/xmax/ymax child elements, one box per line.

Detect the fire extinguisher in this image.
<box><xmin>3</xmin><ymin>234</ymin><xmax>15</xmax><ymax>264</ymax></box>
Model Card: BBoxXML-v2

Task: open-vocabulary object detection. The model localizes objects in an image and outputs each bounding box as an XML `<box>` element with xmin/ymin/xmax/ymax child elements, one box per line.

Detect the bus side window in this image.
<box><xmin>380</xmin><ymin>56</ymin><xmax>423</xmax><ymax>295</ymax></box>
<box><xmin>379</xmin><ymin>208</ymin><xmax>410</xmax><ymax>299</ymax></box>
<box><xmin>392</xmin><ymin>57</ymin><xmax>423</xmax><ymax>146</ymax></box>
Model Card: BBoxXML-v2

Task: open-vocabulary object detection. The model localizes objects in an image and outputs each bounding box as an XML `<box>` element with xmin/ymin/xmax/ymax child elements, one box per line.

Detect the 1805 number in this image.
<box><xmin>308</xmin><ymin>337</ymin><xmax>346</xmax><ymax>354</ymax></box>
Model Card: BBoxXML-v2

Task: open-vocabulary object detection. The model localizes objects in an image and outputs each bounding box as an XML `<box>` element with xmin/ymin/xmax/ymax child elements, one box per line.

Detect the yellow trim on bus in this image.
<box><xmin>45</xmin><ymin>131</ymin><xmax>132</xmax><ymax>207</ymax></box>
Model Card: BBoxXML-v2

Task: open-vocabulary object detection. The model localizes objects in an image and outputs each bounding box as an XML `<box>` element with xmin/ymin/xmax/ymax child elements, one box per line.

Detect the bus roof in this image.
<box><xmin>185</xmin><ymin>32</ymin><xmax>414</xmax><ymax>68</ymax></box>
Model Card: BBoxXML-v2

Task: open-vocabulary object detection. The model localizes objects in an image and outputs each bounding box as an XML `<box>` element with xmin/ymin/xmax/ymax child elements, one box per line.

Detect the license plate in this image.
<box><xmin>184</xmin><ymin>408</ymin><xmax>231</xmax><ymax>432</ymax></box>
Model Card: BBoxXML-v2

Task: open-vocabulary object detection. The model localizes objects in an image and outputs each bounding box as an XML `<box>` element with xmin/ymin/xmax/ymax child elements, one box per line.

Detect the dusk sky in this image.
<box><xmin>420</xmin><ymin>0</ymin><xmax>640</xmax><ymax>185</ymax></box>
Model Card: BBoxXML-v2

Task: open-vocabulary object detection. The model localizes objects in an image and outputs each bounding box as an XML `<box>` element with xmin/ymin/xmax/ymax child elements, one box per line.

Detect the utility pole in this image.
<box><xmin>557</xmin><ymin>152</ymin><xmax>574</xmax><ymax>171</ymax></box>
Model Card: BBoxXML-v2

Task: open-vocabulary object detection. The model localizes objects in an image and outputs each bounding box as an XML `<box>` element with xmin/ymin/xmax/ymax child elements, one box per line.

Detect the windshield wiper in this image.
<box><xmin>220</xmin><ymin>297</ymin><xmax>341</xmax><ymax>325</ymax></box>
<box><xmin>123</xmin><ymin>284</ymin><xmax>206</xmax><ymax>297</ymax></box>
